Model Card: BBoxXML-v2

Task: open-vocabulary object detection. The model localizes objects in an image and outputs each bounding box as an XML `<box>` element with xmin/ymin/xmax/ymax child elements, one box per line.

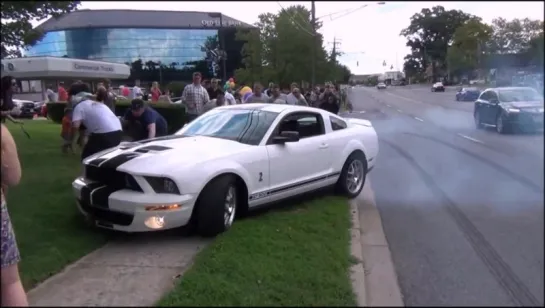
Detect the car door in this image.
<box><xmin>265</xmin><ymin>111</ymin><xmax>332</xmax><ymax>199</ymax></box>
<box><xmin>485</xmin><ymin>91</ymin><xmax>502</xmax><ymax>123</ymax></box>
<box><xmin>476</xmin><ymin>91</ymin><xmax>491</xmax><ymax>123</ymax></box>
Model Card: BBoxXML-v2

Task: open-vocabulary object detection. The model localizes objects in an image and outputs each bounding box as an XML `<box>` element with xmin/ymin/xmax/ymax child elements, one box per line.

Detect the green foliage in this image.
<box><xmin>46</xmin><ymin>100</ymin><xmax>187</xmax><ymax>133</ymax></box>
<box><xmin>1</xmin><ymin>1</ymin><xmax>80</xmax><ymax>58</ymax></box>
<box><xmin>446</xmin><ymin>19</ymin><xmax>493</xmax><ymax>76</ymax></box>
<box><xmin>400</xmin><ymin>6</ymin><xmax>475</xmax><ymax>81</ymax></box>
<box><xmin>489</xmin><ymin>18</ymin><xmax>544</xmax><ymax>54</ymax></box>
<box><xmin>234</xmin><ymin>5</ymin><xmax>351</xmax><ymax>87</ymax></box>
<box><xmin>166</xmin><ymin>81</ymin><xmax>187</xmax><ymax>97</ymax></box>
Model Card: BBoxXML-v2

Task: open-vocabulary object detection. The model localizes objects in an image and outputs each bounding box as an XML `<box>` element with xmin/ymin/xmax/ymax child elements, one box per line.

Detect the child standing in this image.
<box><xmin>61</xmin><ymin>108</ymin><xmax>74</xmax><ymax>154</ymax></box>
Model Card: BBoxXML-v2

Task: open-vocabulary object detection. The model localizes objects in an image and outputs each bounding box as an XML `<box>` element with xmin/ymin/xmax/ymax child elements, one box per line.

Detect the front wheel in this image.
<box><xmin>196</xmin><ymin>175</ymin><xmax>238</xmax><ymax>237</ymax></box>
<box><xmin>496</xmin><ymin>114</ymin><xmax>510</xmax><ymax>134</ymax></box>
<box><xmin>336</xmin><ymin>152</ymin><xmax>367</xmax><ymax>198</ymax></box>
<box><xmin>474</xmin><ymin>111</ymin><xmax>483</xmax><ymax>129</ymax></box>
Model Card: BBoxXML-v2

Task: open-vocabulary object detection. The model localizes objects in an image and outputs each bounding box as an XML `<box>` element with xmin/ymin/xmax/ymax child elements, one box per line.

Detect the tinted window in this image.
<box><xmin>330</xmin><ymin>116</ymin><xmax>347</xmax><ymax>131</ymax></box>
<box><xmin>178</xmin><ymin>109</ymin><xmax>279</xmax><ymax>145</ymax></box>
<box><xmin>479</xmin><ymin>91</ymin><xmax>491</xmax><ymax>100</ymax></box>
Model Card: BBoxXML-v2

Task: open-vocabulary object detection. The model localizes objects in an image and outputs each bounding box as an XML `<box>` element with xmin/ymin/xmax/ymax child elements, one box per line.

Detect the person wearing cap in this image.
<box><xmin>122</xmin><ymin>99</ymin><xmax>168</xmax><ymax>141</ymax></box>
<box><xmin>69</xmin><ymin>82</ymin><xmax>122</xmax><ymax>160</ymax></box>
<box><xmin>181</xmin><ymin>71</ymin><xmax>210</xmax><ymax>123</ymax></box>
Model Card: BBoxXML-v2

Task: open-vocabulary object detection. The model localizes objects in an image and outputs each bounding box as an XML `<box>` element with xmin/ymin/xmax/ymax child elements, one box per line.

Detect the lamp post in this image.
<box><xmin>208</xmin><ymin>12</ymin><xmax>227</xmax><ymax>82</ymax></box>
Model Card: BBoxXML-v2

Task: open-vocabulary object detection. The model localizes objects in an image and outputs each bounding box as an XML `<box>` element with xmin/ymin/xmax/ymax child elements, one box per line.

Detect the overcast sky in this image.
<box><xmin>33</xmin><ymin>1</ymin><xmax>544</xmax><ymax>75</ymax></box>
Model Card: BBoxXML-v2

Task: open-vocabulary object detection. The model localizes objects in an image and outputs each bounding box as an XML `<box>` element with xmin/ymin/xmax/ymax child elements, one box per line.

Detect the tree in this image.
<box><xmin>234</xmin><ymin>5</ymin><xmax>336</xmax><ymax>87</ymax></box>
<box><xmin>489</xmin><ymin>17</ymin><xmax>544</xmax><ymax>54</ymax></box>
<box><xmin>446</xmin><ymin>19</ymin><xmax>493</xmax><ymax>78</ymax></box>
<box><xmin>400</xmin><ymin>6</ymin><xmax>475</xmax><ymax>81</ymax></box>
<box><xmin>1</xmin><ymin>1</ymin><xmax>81</xmax><ymax>58</ymax></box>
<box><xmin>526</xmin><ymin>32</ymin><xmax>544</xmax><ymax>65</ymax></box>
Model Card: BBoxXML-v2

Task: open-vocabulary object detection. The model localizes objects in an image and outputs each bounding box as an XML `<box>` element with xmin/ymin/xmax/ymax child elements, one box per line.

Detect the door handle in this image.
<box><xmin>318</xmin><ymin>143</ymin><xmax>329</xmax><ymax>149</ymax></box>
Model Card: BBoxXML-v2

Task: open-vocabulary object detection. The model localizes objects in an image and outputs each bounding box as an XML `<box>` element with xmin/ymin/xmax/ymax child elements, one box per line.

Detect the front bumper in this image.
<box><xmin>504</xmin><ymin>112</ymin><xmax>544</xmax><ymax>131</ymax></box>
<box><xmin>72</xmin><ymin>177</ymin><xmax>197</xmax><ymax>232</ymax></box>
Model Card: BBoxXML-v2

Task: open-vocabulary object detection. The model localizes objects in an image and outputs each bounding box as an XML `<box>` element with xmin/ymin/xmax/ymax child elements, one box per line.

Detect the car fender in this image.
<box><xmin>179</xmin><ymin>159</ymin><xmax>253</xmax><ymax>196</ymax></box>
<box><xmin>335</xmin><ymin>137</ymin><xmax>373</xmax><ymax>172</ymax></box>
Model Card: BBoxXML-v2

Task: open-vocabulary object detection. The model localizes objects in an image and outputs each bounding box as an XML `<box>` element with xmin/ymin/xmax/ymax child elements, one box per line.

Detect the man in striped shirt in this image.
<box><xmin>181</xmin><ymin>72</ymin><xmax>210</xmax><ymax>123</ymax></box>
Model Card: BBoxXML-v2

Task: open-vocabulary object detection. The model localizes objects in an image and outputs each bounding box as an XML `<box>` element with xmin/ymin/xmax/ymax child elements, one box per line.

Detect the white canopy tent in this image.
<box><xmin>1</xmin><ymin>57</ymin><xmax>131</xmax><ymax>101</ymax></box>
<box><xmin>1</xmin><ymin>56</ymin><xmax>130</xmax><ymax>79</ymax></box>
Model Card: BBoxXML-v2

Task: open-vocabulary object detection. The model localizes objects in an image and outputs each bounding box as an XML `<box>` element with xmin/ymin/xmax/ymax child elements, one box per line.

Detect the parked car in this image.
<box><xmin>456</xmin><ymin>87</ymin><xmax>481</xmax><ymax>101</ymax></box>
<box><xmin>376</xmin><ymin>83</ymin><xmax>387</xmax><ymax>90</ymax></box>
<box><xmin>473</xmin><ymin>87</ymin><xmax>544</xmax><ymax>134</ymax></box>
<box><xmin>11</xmin><ymin>99</ymin><xmax>37</xmax><ymax>118</ymax></box>
<box><xmin>431</xmin><ymin>82</ymin><xmax>445</xmax><ymax>92</ymax></box>
<box><xmin>72</xmin><ymin>104</ymin><xmax>379</xmax><ymax>236</ymax></box>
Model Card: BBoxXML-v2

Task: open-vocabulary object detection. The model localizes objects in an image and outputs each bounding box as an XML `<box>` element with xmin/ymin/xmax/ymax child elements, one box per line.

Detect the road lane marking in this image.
<box><xmin>386</xmin><ymin>104</ymin><xmax>391</xmax><ymax>107</ymax></box>
<box><xmin>414</xmin><ymin>117</ymin><xmax>424</xmax><ymax>122</ymax></box>
<box><xmin>359</xmin><ymin>111</ymin><xmax>366</xmax><ymax>114</ymax></box>
<box><xmin>457</xmin><ymin>133</ymin><xmax>484</xmax><ymax>144</ymax></box>
<box><xmin>396</xmin><ymin>109</ymin><xmax>403</xmax><ymax>113</ymax></box>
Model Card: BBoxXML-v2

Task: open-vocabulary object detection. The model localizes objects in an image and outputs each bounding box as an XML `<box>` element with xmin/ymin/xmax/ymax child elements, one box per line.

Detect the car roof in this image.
<box><xmin>483</xmin><ymin>87</ymin><xmax>536</xmax><ymax>92</ymax></box>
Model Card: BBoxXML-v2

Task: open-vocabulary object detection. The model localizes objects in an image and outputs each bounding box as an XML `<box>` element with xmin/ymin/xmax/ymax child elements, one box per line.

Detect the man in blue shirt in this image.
<box><xmin>123</xmin><ymin>99</ymin><xmax>168</xmax><ymax>140</ymax></box>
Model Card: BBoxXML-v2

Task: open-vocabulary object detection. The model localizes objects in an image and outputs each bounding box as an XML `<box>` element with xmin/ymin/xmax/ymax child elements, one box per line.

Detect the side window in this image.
<box><xmin>276</xmin><ymin>112</ymin><xmax>324</xmax><ymax>140</ymax></box>
<box><xmin>330</xmin><ymin>116</ymin><xmax>347</xmax><ymax>131</ymax></box>
<box><xmin>488</xmin><ymin>91</ymin><xmax>498</xmax><ymax>101</ymax></box>
<box><xmin>479</xmin><ymin>91</ymin><xmax>490</xmax><ymax>101</ymax></box>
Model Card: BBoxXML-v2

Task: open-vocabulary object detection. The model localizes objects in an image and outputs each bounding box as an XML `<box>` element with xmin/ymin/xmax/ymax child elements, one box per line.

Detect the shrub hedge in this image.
<box><xmin>46</xmin><ymin>99</ymin><xmax>187</xmax><ymax>134</ymax></box>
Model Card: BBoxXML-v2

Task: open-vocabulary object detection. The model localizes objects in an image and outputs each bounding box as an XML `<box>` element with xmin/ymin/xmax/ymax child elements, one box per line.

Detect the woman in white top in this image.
<box><xmin>69</xmin><ymin>83</ymin><xmax>123</xmax><ymax>160</ymax></box>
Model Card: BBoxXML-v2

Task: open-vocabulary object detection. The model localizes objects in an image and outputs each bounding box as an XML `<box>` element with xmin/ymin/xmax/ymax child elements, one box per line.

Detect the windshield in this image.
<box><xmin>176</xmin><ymin>108</ymin><xmax>279</xmax><ymax>145</ymax></box>
<box><xmin>498</xmin><ymin>88</ymin><xmax>543</xmax><ymax>103</ymax></box>
<box><xmin>464</xmin><ymin>88</ymin><xmax>479</xmax><ymax>92</ymax></box>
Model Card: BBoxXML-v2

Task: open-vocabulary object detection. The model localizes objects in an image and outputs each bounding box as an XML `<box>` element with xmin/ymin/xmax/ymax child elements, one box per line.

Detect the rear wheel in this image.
<box><xmin>336</xmin><ymin>152</ymin><xmax>367</xmax><ymax>198</ymax></box>
<box><xmin>196</xmin><ymin>175</ymin><xmax>238</xmax><ymax>237</ymax></box>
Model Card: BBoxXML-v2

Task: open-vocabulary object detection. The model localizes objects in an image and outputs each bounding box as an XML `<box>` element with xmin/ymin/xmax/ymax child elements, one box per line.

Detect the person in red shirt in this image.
<box><xmin>150</xmin><ymin>81</ymin><xmax>161</xmax><ymax>103</ymax></box>
<box><xmin>121</xmin><ymin>85</ymin><xmax>130</xmax><ymax>97</ymax></box>
<box><xmin>58</xmin><ymin>82</ymin><xmax>68</xmax><ymax>102</ymax></box>
<box><xmin>61</xmin><ymin>108</ymin><xmax>74</xmax><ymax>154</ymax></box>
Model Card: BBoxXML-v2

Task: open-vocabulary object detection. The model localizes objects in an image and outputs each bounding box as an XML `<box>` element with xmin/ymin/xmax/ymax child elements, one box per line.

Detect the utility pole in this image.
<box><xmin>311</xmin><ymin>1</ymin><xmax>316</xmax><ymax>87</ymax></box>
<box><xmin>330</xmin><ymin>37</ymin><xmax>342</xmax><ymax>63</ymax></box>
<box><xmin>219</xmin><ymin>13</ymin><xmax>227</xmax><ymax>82</ymax></box>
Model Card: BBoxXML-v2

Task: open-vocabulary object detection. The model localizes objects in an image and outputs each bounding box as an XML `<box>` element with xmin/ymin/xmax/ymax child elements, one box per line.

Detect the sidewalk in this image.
<box><xmin>27</xmin><ymin>232</ymin><xmax>210</xmax><ymax>306</ymax></box>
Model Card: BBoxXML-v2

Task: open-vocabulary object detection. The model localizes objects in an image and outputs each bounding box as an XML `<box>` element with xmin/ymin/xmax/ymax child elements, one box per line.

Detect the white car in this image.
<box><xmin>72</xmin><ymin>104</ymin><xmax>379</xmax><ymax>237</ymax></box>
<box><xmin>376</xmin><ymin>83</ymin><xmax>387</xmax><ymax>89</ymax></box>
<box><xmin>431</xmin><ymin>82</ymin><xmax>445</xmax><ymax>92</ymax></box>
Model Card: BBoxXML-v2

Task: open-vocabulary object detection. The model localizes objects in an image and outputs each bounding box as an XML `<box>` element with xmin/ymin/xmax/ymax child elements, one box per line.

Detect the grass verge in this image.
<box><xmin>157</xmin><ymin>195</ymin><xmax>356</xmax><ymax>307</ymax></box>
<box><xmin>5</xmin><ymin>120</ymin><xmax>109</xmax><ymax>289</ymax></box>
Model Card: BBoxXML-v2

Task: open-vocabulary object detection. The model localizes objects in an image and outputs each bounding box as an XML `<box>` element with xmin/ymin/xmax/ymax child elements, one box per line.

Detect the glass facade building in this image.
<box><xmin>26</xmin><ymin>28</ymin><xmax>218</xmax><ymax>70</ymax></box>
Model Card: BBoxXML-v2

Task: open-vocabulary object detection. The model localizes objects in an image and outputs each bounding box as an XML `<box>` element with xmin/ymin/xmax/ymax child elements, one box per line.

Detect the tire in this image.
<box><xmin>474</xmin><ymin>111</ymin><xmax>483</xmax><ymax>129</ymax></box>
<box><xmin>456</xmin><ymin>96</ymin><xmax>460</xmax><ymax>101</ymax></box>
<box><xmin>195</xmin><ymin>174</ymin><xmax>238</xmax><ymax>237</ymax></box>
<box><xmin>496</xmin><ymin>114</ymin><xmax>510</xmax><ymax>134</ymax></box>
<box><xmin>336</xmin><ymin>151</ymin><xmax>367</xmax><ymax>199</ymax></box>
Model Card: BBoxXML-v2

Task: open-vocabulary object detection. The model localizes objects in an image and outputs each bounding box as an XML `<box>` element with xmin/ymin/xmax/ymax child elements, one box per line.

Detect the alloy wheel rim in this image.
<box><xmin>346</xmin><ymin>160</ymin><xmax>364</xmax><ymax>194</ymax></box>
<box><xmin>224</xmin><ymin>186</ymin><xmax>237</xmax><ymax>228</ymax></box>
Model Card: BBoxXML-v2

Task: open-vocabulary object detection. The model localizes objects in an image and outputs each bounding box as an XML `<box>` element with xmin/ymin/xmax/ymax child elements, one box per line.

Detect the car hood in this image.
<box><xmin>503</xmin><ymin>101</ymin><xmax>544</xmax><ymax>109</ymax></box>
<box><xmin>84</xmin><ymin>135</ymin><xmax>252</xmax><ymax>175</ymax></box>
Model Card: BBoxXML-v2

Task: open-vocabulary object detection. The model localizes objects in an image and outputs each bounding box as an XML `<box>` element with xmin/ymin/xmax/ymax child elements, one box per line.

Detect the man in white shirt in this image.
<box><xmin>69</xmin><ymin>83</ymin><xmax>123</xmax><ymax>160</ymax></box>
<box><xmin>224</xmin><ymin>89</ymin><xmax>236</xmax><ymax>105</ymax></box>
<box><xmin>130</xmin><ymin>85</ymin><xmax>143</xmax><ymax>99</ymax></box>
<box><xmin>46</xmin><ymin>84</ymin><xmax>58</xmax><ymax>103</ymax></box>
<box><xmin>286</xmin><ymin>87</ymin><xmax>308</xmax><ymax>106</ymax></box>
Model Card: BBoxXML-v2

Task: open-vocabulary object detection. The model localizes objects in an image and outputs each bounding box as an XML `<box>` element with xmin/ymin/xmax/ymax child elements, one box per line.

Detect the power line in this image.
<box><xmin>276</xmin><ymin>2</ymin><xmax>315</xmax><ymax>37</ymax></box>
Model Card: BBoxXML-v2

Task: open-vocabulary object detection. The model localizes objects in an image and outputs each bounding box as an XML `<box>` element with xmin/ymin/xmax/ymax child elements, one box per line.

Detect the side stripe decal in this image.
<box><xmin>249</xmin><ymin>171</ymin><xmax>341</xmax><ymax>201</ymax></box>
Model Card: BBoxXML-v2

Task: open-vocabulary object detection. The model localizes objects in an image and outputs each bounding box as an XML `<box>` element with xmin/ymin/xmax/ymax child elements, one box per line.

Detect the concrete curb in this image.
<box><xmin>349</xmin><ymin>198</ymin><xmax>368</xmax><ymax>307</ymax></box>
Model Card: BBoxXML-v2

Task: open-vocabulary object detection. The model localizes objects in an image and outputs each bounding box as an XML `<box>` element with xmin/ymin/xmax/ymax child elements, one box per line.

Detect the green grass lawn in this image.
<box><xmin>157</xmin><ymin>195</ymin><xmax>356</xmax><ymax>307</ymax></box>
<box><xmin>5</xmin><ymin>120</ymin><xmax>109</xmax><ymax>289</ymax></box>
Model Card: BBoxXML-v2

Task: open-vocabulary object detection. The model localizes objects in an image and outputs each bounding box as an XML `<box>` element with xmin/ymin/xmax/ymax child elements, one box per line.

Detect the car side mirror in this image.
<box><xmin>272</xmin><ymin>131</ymin><xmax>300</xmax><ymax>144</ymax></box>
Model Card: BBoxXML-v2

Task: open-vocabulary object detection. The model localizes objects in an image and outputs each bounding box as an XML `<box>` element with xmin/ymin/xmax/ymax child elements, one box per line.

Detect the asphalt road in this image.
<box><xmin>345</xmin><ymin>86</ymin><xmax>544</xmax><ymax>306</ymax></box>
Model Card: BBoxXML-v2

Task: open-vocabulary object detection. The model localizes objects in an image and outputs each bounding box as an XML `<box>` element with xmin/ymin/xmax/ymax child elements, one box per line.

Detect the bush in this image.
<box><xmin>46</xmin><ymin>99</ymin><xmax>187</xmax><ymax>134</ymax></box>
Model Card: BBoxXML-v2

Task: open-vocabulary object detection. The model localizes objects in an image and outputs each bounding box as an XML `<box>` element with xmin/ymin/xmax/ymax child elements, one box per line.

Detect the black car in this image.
<box><xmin>456</xmin><ymin>87</ymin><xmax>481</xmax><ymax>101</ymax></box>
<box><xmin>474</xmin><ymin>87</ymin><xmax>544</xmax><ymax>134</ymax></box>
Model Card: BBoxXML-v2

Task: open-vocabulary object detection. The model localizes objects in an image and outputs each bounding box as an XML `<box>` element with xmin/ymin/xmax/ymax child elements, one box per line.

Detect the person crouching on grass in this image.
<box><xmin>61</xmin><ymin>108</ymin><xmax>74</xmax><ymax>154</ymax></box>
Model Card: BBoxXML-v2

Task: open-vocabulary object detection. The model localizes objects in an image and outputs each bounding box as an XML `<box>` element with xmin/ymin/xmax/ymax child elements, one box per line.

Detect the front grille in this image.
<box><xmin>22</xmin><ymin>102</ymin><xmax>35</xmax><ymax>109</ymax></box>
<box><xmin>85</xmin><ymin>166</ymin><xmax>142</xmax><ymax>191</ymax></box>
<box><xmin>78</xmin><ymin>200</ymin><xmax>134</xmax><ymax>226</ymax></box>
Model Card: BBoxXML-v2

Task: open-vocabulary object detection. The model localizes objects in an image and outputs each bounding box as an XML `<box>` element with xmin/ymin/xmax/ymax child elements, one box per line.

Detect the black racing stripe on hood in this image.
<box><xmin>138</xmin><ymin>135</ymin><xmax>190</xmax><ymax>144</ymax></box>
<box><xmin>134</xmin><ymin>145</ymin><xmax>172</xmax><ymax>153</ymax></box>
<box><xmin>99</xmin><ymin>153</ymin><xmax>140</xmax><ymax>169</ymax></box>
<box><xmin>87</xmin><ymin>158</ymin><xmax>107</xmax><ymax>167</ymax></box>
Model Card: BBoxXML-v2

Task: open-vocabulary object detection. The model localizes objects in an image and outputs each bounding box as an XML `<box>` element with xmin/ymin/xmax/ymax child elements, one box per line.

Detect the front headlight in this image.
<box><xmin>538</xmin><ymin>108</ymin><xmax>544</xmax><ymax>113</ymax></box>
<box><xmin>506</xmin><ymin>107</ymin><xmax>520</xmax><ymax>113</ymax></box>
<box><xmin>145</xmin><ymin>176</ymin><xmax>180</xmax><ymax>194</ymax></box>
